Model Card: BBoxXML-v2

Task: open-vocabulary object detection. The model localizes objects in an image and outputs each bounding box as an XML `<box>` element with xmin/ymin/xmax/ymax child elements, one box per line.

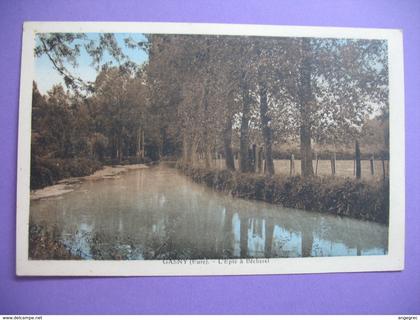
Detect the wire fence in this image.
<box><xmin>207</xmin><ymin>158</ymin><xmax>389</xmax><ymax>180</ymax></box>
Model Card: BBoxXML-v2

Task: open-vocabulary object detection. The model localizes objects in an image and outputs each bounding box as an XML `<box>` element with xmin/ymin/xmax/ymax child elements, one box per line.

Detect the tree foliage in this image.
<box><xmin>32</xmin><ymin>31</ymin><xmax>389</xmax><ymax>189</ymax></box>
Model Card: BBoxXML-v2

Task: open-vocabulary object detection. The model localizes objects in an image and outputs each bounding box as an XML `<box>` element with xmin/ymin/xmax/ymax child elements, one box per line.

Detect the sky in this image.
<box><xmin>34</xmin><ymin>33</ymin><xmax>149</xmax><ymax>94</ymax></box>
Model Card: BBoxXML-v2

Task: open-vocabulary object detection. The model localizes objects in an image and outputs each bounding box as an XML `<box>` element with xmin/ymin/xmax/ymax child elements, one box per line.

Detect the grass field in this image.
<box><xmin>210</xmin><ymin>159</ymin><xmax>388</xmax><ymax>180</ymax></box>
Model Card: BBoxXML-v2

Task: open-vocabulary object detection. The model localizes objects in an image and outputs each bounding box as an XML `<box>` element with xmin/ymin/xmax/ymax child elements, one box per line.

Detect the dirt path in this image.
<box><xmin>30</xmin><ymin>164</ymin><xmax>149</xmax><ymax>201</ymax></box>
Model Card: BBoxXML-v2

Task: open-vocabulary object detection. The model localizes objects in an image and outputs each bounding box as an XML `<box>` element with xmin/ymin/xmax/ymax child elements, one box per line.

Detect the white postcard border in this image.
<box><xmin>16</xmin><ymin>22</ymin><xmax>405</xmax><ymax>276</ymax></box>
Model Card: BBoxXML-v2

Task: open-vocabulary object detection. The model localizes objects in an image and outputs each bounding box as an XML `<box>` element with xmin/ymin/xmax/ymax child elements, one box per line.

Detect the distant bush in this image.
<box><xmin>104</xmin><ymin>156</ymin><xmax>153</xmax><ymax>166</ymax></box>
<box><xmin>177</xmin><ymin>163</ymin><xmax>389</xmax><ymax>225</ymax></box>
<box><xmin>160</xmin><ymin>155</ymin><xmax>179</xmax><ymax>162</ymax></box>
<box><xmin>31</xmin><ymin>156</ymin><xmax>102</xmax><ymax>189</ymax></box>
<box><xmin>31</xmin><ymin>154</ymin><xmax>156</xmax><ymax>189</ymax></box>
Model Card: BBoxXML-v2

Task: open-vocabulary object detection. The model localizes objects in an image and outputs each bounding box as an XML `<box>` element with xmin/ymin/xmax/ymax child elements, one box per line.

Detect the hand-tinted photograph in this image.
<box><xmin>16</xmin><ymin>23</ymin><xmax>404</xmax><ymax>276</ymax></box>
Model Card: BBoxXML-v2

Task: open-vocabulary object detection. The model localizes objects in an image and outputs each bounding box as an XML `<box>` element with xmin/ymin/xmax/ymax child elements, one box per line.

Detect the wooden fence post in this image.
<box><xmin>330</xmin><ymin>152</ymin><xmax>336</xmax><ymax>176</ymax></box>
<box><xmin>370</xmin><ymin>154</ymin><xmax>375</xmax><ymax>176</ymax></box>
<box><xmin>353</xmin><ymin>158</ymin><xmax>356</xmax><ymax>176</ymax></box>
<box><xmin>290</xmin><ymin>153</ymin><xmax>295</xmax><ymax>176</ymax></box>
<box><xmin>213</xmin><ymin>152</ymin><xmax>217</xmax><ymax>168</ymax></box>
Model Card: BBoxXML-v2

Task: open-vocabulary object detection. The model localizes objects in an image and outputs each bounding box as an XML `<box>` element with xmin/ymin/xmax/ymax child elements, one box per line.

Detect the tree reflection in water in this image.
<box><xmin>30</xmin><ymin>165</ymin><xmax>388</xmax><ymax>260</ymax></box>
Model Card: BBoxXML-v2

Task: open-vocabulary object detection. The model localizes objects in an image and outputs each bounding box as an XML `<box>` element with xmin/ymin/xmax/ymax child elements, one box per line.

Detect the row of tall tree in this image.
<box><xmin>33</xmin><ymin>32</ymin><xmax>389</xmax><ymax>178</ymax></box>
<box><xmin>31</xmin><ymin>66</ymin><xmax>156</xmax><ymax>164</ymax></box>
<box><xmin>147</xmin><ymin>34</ymin><xmax>388</xmax><ymax>177</ymax></box>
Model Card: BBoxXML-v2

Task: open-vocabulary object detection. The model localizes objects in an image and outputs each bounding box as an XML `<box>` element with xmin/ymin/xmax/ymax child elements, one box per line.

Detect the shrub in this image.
<box><xmin>30</xmin><ymin>156</ymin><xmax>102</xmax><ymax>189</ymax></box>
<box><xmin>214</xmin><ymin>169</ymin><xmax>234</xmax><ymax>191</ymax></box>
<box><xmin>178</xmin><ymin>163</ymin><xmax>389</xmax><ymax>225</ymax></box>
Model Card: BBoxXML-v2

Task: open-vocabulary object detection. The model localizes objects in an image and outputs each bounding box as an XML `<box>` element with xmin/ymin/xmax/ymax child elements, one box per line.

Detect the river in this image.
<box><xmin>29</xmin><ymin>164</ymin><xmax>388</xmax><ymax>260</ymax></box>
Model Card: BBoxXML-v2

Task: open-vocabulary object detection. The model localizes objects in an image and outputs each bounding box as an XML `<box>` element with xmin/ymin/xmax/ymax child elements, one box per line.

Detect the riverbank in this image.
<box><xmin>30</xmin><ymin>157</ymin><xmax>103</xmax><ymax>189</ymax></box>
<box><xmin>30</xmin><ymin>163</ymin><xmax>149</xmax><ymax>201</ymax></box>
<box><xmin>177</xmin><ymin>163</ymin><xmax>389</xmax><ymax>225</ymax></box>
<box><xmin>30</xmin><ymin>156</ymin><xmax>154</xmax><ymax>190</ymax></box>
<box><xmin>29</xmin><ymin>223</ymin><xmax>81</xmax><ymax>260</ymax></box>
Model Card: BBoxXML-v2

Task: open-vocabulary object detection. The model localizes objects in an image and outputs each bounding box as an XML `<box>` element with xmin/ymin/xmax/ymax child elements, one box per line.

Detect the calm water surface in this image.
<box><xmin>30</xmin><ymin>164</ymin><xmax>388</xmax><ymax>260</ymax></box>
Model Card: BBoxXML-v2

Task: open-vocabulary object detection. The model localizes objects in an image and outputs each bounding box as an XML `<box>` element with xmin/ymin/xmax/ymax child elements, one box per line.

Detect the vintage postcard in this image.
<box><xmin>16</xmin><ymin>22</ymin><xmax>405</xmax><ymax>276</ymax></box>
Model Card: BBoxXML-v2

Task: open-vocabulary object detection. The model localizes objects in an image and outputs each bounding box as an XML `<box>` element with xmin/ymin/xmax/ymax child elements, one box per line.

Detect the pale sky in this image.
<box><xmin>34</xmin><ymin>33</ymin><xmax>149</xmax><ymax>94</ymax></box>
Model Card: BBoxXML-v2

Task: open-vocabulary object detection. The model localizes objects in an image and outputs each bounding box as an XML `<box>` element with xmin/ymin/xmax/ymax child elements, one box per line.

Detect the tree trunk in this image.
<box><xmin>205</xmin><ymin>145</ymin><xmax>212</xmax><ymax>169</ymax></box>
<box><xmin>137</xmin><ymin>127</ymin><xmax>141</xmax><ymax>158</ymax></box>
<box><xmin>252</xmin><ymin>144</ymin><xmax>257</xmax><ymax>172</ymax></box>
<box><xmin>141</xmin><ymin>128</ymin><xmax>145</xmax><ymax>159</ymax></box>
<box><xmin>239</xmin><ymin>81</ymin><xmax>251</xmax><ymax>173</ymax></box>
<box><xmin>116</xmin><ymin>134</ymin><xmax>123</xmax><ymax>163</ymax></box>
<box><xmin>119</xmin><ymin>138</ymin><xmax>123</xmax><ymax>162</ymax></box>
<box><xmin>248</xmin><ymin>148</ymin><xmax>254</xmax><ymax>172</ymax></box>
<box><xmin>90</xmin><ymin>134</ymin><xmax>96</xmax><ymax>160</ymax></box>
<box><xmin>223</xmin><ymin>115</ymin><xmax>235</xmax><ymax>171</ymax></box>
<box><xmin>299</xmin><ymin>115</ymin><xmax>314</xmax><ymax>177</ymax></box>
<box><xmin>112</xmin><ymin>135</ymin><xmax>118</xmax><ymax>160</ymax></box>
<box><xmin>298</xmin><ymin>38</ymin><xmax>314</xmax><ymax>177</ymax></box>
<box><xmin>355</xmin><ymin>140</ymin><xmax>361</xmax><ymax>179</ymax></box>
<box><xmin>191</xmin><ymin>138</ymin><xmax>199</xmax><ymax>166</ymax></box>
<box><xmin>137</xmin><ymin>127</ymin><xmax>145</xmax><ymax>160</ymax></box>
<box><xmin>200</xmin><ymin>83</ymin><xmax>212</xmax><ymax>169</ymax></box>
<box><xmin>259</xmin><ymin>81</ymin><xmax>275</xmax><ymax>176</ymax></box>
<box><xmin>257</xmin><ymin>147</ymin><xmax>263</xmax><ymax>173</ymax></box>
<box><xmin>158</xmin><ymin>127</ymin><xmax>166</xmax><ymax>160</ymax></box>
<box><xmin>117</xmin><ymin>144</ymin><xmax>123</xmax><ymax>163</ymax></box>
<box><xmin>183</xmin><ymin>133</ymin><xmax>193</xmax><ymax>165</ymax></box>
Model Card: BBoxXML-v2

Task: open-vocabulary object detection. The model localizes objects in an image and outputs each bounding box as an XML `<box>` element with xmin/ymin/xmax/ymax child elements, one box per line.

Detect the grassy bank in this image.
<box><xmin>177</xmin><ymin>163</ymin><xmax>389</xmax><ymax>225</ymax></box>
<box><xmin>30</xmin><ymin>156</ymin><xmax>154</xmax><ymax>190</ymax></box>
